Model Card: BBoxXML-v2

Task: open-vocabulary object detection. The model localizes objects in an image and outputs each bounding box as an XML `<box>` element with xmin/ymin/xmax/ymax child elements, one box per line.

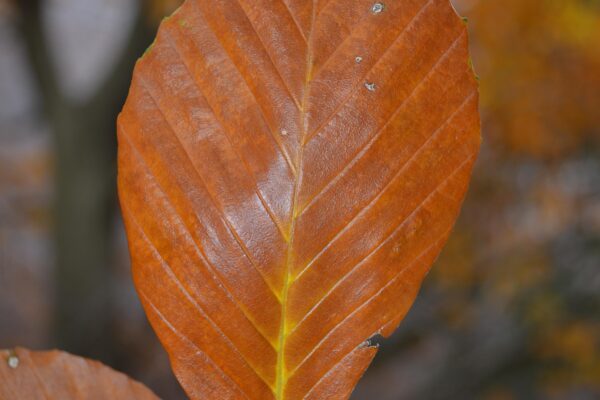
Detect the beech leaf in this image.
<box><xmin>0</xmin><ymin>348</ymin><xmax>158</xmax><ymax>399</ymax></box>
<box><xmin>117</xmin><ymin>0</ymin><xmax>480</xmax><ymax>399</ymax></box>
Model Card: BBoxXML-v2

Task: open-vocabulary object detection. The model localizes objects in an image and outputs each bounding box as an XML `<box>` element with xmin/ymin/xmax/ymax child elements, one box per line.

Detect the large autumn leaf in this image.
<box><xmin>117</xmin><ymin>0</ymin><xmax>480</xmax><ymax>398</ymax></box>
<box><xmin>0</xmin><ymin>348</ymin><xmax>158</xmax><ymax>399</ymax></box>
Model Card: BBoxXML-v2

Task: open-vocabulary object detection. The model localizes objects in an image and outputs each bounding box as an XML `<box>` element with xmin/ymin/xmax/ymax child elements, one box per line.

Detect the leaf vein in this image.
<box><xmin>295</xmin><ymin>85</ymin><xmax>474</xmax><ymax>281</ymax></box>
<box><xmin>300</xmin><ymin>344</ymin><xmax>361</xmax><ymax>400</ymax></box>
<box><xmin>126</xmin><ymin>206</ymin><xmax>274</xmax><ymax>392</ymax></box>
<box><xmin>289</xmin><ymin>223</ymin><xmax>457</xmax><ymax>384</ymax></box>
<box><xmin>290</xmin><ymin>153</ymin><xmax>474</xmax><ymax>339</ymax></box>
<box><xmin>130</xmin><ymin>75</ymin><xmax>283</xmax><ymax>301</ymax></box>
<box><xmin>299</xmin><ymin>30</ymin><xmax>465</xmax><ymax>216</ymax></box>
<box><xmin>162</xmin><ymin>29</ymin><xmax>290</xmax><ymax>243</ymax></box>
<box><xmin>233</xmin><ymin>0</ymin><xmax>303</xmax><ymax>109</ymax></box>
<box><xmin>280</xmin><ymin>0</ymin><xmax>309</xmax><ymax>44</ymax></box>
<box><xmin>120</xmin><ymin>123</ymin><xmax>279</xmax><ymax>350</ymax></box>
<box><xmin>304</xmin><ymin>0</ymin><xmax>435</xmax><ymax>144</ymax></box>
<box><xmin>187</xmin><ymin>1</ymin><xmax>298</xmax><ymax>176</ymax></box>
<box><xmin>139</xmin><ymin>291</ymin><xmax>254</xmax><ymax>399</ymax></box>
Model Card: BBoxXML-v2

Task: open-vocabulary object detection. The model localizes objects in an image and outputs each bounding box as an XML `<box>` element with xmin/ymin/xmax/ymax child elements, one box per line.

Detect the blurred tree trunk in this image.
<box><xmin>15</xmin><ymin>0</ymin><xmax>152</xmax><ymax>365</ymax></box>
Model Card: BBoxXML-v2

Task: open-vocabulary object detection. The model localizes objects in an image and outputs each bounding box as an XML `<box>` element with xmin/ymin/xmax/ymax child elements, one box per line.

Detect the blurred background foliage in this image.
<box><xmin>0</xmin><ymin>0</ymin><xmax>598</xmax><ymax>399</ymax></box>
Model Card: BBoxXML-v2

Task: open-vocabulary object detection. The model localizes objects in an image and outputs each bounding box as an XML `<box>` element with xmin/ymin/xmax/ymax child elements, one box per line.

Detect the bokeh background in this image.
<box><xmin>1</xmin><ymin>0</ymin><xmax>599</xmax><ymax>398</ymax></box>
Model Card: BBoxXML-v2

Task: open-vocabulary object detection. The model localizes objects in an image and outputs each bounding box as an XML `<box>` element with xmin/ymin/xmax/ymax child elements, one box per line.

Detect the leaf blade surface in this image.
<box><xmin>118</xmin><ymin>0</ymin><xmax>480</xmax><ymax>398</ymax></box>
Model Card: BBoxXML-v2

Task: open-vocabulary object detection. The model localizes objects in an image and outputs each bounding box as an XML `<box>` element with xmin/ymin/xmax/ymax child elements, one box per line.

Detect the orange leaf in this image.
<box><xmin>118</xmin><ymin>0</ymin><xmax>480</xmax><ymax>399</ymax></box>
<box><xmin>0</xmin><ymin>348</ymin><xmax>158</xmax><ymax>399</ymax></box>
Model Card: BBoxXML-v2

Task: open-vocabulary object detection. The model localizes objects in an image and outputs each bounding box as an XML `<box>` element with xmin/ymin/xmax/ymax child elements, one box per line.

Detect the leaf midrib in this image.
<box><xmin>275</xmin><ymin>3</ymin><xmax>317</xmax><ymax>399</ymax></box>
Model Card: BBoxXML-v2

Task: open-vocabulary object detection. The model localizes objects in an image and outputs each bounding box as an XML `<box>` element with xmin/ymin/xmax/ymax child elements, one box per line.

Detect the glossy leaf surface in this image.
<box><xmin>0</xmin><ymin>348</ymin><xmax>158</xmax><ymax>399</ymax></box>
<box><xmin>118</xmin><ymin>0</ymin><xmax>480</xmax><ymax>398</ymax></box>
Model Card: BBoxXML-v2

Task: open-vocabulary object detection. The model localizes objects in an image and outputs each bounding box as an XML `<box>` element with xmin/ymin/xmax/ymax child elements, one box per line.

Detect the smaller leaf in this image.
<box><xmin>0</xmin><ymin>348</ymin><xmax>159</xmax><ymax>400</ymax></box>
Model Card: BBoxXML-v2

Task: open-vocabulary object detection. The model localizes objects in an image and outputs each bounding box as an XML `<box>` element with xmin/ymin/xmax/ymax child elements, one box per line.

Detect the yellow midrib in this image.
<box><xmin>274</xmin><ymin>5</ymin><xmax>317</xmax><ymax>400</ymax></box>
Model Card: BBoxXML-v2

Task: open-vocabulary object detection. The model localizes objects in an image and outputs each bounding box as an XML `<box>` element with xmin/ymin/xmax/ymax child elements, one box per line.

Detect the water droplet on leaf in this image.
<box><xmin>365</xmin><ymin>82</ymin><xmax>377</xmax><ymax>91</ymax></box>
<box><xmin>371</xmin><ymin>3</ymin><xmax>385</xmax><ymax>14</ymax></box>
<box><xmin>7</xmin><ymin>356</ymin><xmax>19</xmax><ymax>369</ymax></box>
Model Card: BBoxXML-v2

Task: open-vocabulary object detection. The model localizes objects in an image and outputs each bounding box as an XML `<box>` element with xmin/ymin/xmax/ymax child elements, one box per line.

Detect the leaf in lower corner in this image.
<box><xmin>0</xmin><ymin>348</ymin><xmax>158</xmax><ymax>399</ymax></box>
